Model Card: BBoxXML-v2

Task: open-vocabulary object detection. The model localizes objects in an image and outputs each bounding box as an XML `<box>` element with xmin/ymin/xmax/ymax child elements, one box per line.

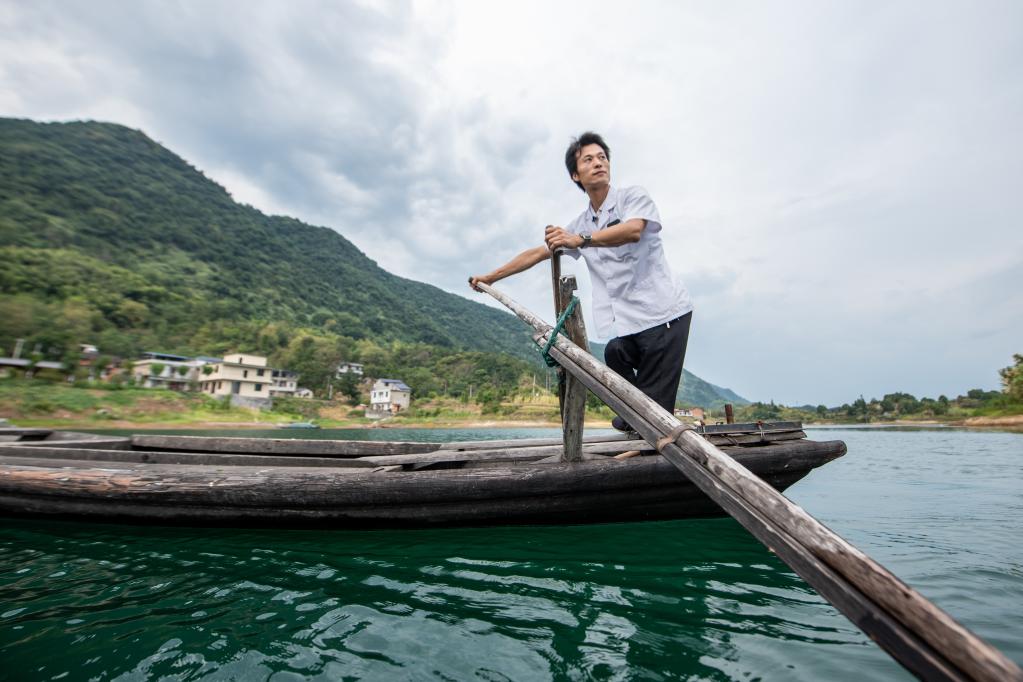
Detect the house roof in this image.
<box><xmin>378</xmin><ymin>378</ymin><xmax>411</xmax><ymax>391</ymax></box>
<box><xmin>0</xmin><ymin>357</ymin><xmax>30</xmax><ymax>367</ymax></box>
<box><xmin>141</xmin><ymin>351</ymin><xmax>190</xmax><ymax>361</ymax></box>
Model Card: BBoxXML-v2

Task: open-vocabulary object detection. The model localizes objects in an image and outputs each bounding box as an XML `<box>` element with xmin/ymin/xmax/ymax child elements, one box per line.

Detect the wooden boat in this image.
<box><xmin>0</xmin><ymin>422</ymin><xmax>844</xmax><ymax>527</ymax></box>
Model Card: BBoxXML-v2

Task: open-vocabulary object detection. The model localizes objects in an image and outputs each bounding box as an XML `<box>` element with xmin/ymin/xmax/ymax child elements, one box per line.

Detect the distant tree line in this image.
<box><xmin>734</xmin><ymin>354</ymin><xmax>1023</xmax><ymax>423</ymax></box>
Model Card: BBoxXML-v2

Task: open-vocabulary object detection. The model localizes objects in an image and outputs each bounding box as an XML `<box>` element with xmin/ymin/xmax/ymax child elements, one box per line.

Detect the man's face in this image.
<box><xmin>572</xmin><ymin>143</ymin><xmax>610</xmax><ymax>191</ymax></box>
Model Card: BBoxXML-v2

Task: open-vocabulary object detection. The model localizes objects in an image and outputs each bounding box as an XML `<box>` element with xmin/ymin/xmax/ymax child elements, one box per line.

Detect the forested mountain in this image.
<box><xmin>0</xmin><ymin>118</ymin><xmax>535</xmax><ymax>361</ymax></box>
<box><xmin>0</xmin><ymin>117</ymin><xmax>747</xmax><ymax>406</ymax></box>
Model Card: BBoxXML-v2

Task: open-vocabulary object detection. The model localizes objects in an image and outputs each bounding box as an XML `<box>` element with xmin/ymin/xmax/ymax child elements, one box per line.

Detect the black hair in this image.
<box><xmin>564</xmin><ymin>132</ymin><xmax>610</xmax><ymax>191</ymax></box>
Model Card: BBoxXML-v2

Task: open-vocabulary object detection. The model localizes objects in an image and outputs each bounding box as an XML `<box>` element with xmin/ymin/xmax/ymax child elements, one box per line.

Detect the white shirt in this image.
<box><xmin>565</xmin><ymin>185</ymin><xmax>693</xmax><ymax>337</ymax></box>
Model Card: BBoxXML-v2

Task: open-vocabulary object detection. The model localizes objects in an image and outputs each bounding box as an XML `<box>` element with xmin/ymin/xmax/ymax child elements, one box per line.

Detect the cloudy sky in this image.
<box><xmin>2</xmin><ymin>0</ymin><xmax>1021</xmax><ymax>405</ymax></box>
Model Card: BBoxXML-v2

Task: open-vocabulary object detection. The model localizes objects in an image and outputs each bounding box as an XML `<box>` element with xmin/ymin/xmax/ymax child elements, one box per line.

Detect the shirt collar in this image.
<box><xmin>586</xmin><ymin>186</ymin><xmax>619</xmax><ymax>221</ymax></box>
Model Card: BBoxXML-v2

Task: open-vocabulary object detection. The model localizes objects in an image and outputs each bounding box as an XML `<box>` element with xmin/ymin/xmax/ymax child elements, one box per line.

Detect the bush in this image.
<box><xmin>271</xmin><ymin>396</ymin><xmax>320</xmax><ymax>420</ymax></box>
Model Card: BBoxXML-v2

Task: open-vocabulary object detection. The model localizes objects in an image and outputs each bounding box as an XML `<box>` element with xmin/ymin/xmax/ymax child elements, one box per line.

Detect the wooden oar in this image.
<box><xmin>549</xmin><ymin>246</ymin><xmax>566</xmax><ymax>421</ymax></box>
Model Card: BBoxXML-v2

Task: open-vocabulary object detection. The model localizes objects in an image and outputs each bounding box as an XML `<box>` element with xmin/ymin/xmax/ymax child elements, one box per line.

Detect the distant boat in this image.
<box><xmin>278</xmin><ymin>422</ymin><xmax>320</xmax><ymax>429</ymax></box>
<box><xmin>0</xmin><ymin>422</ymin><xmax>844</xmax><ymax>528</ymax></box>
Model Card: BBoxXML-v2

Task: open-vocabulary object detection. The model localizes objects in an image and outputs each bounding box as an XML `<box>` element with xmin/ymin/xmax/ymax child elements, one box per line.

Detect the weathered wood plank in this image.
<box><xmin>132</xmin><ymin>435</ymin><xmax>445</xmax><ymax>456</ymax></box>
<box><xmin>550</xmin><ymin>249</ymin><xmax>566</xmax><ymax>419</ymax></box>
<box><xmin>0</xmin><ymin>440</ymin><xmax>648</xmax><ymax>469</ymax></box>
<box><xmin>130</xmin><ymin>433</ymin><xmax>647</xmax><ymax>456</ymax></box>
<box><xmin>0</xmin><ymin>437</ymin><xmax>826</xmax><ymax>472</ymax></box>
<box><xmin>696</xmin><ymin>421</ymin><xmax>803</xmax><ymax>434</ymax></box>
<box><xmin>356</xmin><ymin>440</ymin><xmax>651</xmax><ymax>466</ymax></box>
<box><xmin>133</xmin><ymin>426</ymin><xmax>801</xmax><ymax>456</ymax></box>
<box><xmin>0</xmin><ymin>446</ymin><xmax>379</xmax><ymax>468</ymax></box>
<box><xmin>443</xmin><ymin>433</ymin><xmax>635</xmax><ymax>450</ymax></box>
<box><xmin>558</xmin><ymin>275</ymin><xmax>588</xmax><ymax>462</ymax></box>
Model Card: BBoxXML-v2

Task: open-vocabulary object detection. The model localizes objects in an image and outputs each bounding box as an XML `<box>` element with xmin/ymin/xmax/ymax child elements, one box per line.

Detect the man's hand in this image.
<box><xmin>468</xmin><ymin>275</ymin><xmax>493</xmax><ymax>292</ymax></box>
<box><xmin>544</xmin><ymin>225</ymin><xmax>583</xmax><ymax>251</ymax></box>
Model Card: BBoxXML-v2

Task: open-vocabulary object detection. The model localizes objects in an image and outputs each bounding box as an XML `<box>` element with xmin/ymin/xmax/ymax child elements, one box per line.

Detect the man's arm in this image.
<box><xmin>469</xmin><ymin>245</ymin><xmax>552</xmax><ymax>291</ymax></box>
<box><xmin>544</xmin><ymin>219</ymin><xmax>646</xmax><ymax>250</ymax></box>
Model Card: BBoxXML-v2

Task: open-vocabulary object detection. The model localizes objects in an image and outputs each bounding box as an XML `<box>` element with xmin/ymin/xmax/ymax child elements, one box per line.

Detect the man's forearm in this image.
<box><xmin>590</xmin><ymin>219</ymin><xmax>645</xmax><ymax>246</ymax></box>
<box><xmin>544</xmin><ymin>219</ymin><xmax>646</xmax><ymax>251</ymax></box>
<box><xmin>487</xmin><ymin>245</ymin><xmax>551</xmax><ymax>282</ymax></box>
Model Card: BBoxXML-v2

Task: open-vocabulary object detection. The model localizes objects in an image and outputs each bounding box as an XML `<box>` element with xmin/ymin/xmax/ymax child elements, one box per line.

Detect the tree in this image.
<box><xmin>935</xmin><ymin>395</ymin><xmax>949</xmax><ymax>415</ymax></box>
<box><xmin>999</xmin><ymin>353</ymin><xmax>1023</xmax><ymax>401</ymax></box>
<box><xmin>853</xmin><ymin>396</ymin><xmax>868</xmax><ymax>422</ymax></box>
<box><xmin>149</xmin><ymin>362</ymin><xmax>165</xmax><ymax>377</ymax></box>
<box><xmin>816</xmin><ymin>404</ymin><xmax>828</xmax><ymax>417</ymax></box>
<box><xmin>335</xmin><ymin>372</ymin><xmax>361</xmax><ymax>405</ymax></box>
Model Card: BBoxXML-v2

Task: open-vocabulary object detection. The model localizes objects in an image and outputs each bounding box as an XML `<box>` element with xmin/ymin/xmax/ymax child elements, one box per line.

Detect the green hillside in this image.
<box><xmin>0</xmin><ymin>118</ymin><xmax>534</xmax><ymax>361</ymax></box>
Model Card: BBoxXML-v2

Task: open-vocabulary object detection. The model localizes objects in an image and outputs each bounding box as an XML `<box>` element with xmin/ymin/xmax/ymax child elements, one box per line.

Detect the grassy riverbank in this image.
<box><xmin>2</xmin><ymin>380</ymin><xmax>1021</xmax><ymax>431</ymax></box>
<box><xmin>0</xmin><ymin>380</ymin><xmax>613</xmax><ymax>429</ymax></box>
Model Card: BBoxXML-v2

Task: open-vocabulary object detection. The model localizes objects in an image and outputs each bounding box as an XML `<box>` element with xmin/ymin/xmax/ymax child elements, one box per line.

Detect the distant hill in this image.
<box><xmin>0</xmin><ymin>118</ymin><xmax>535</xmax><ymax>361</ymax></box>
<box><xmin>0</xmin><ymin>117</ymin><xmax>749</xmax><ymax>405</ymax></box>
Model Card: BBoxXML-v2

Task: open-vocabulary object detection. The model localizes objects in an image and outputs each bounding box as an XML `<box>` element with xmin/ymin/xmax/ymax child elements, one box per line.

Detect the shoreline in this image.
<box><xmin>8</xmin><ymin>415</ymin><xmax>1023</xmax><ymax>432</ymax></box>
<box><xmin>6</xmin><ymin>417</ymin><xmax>590</xmax><ymax>431</ymax></box>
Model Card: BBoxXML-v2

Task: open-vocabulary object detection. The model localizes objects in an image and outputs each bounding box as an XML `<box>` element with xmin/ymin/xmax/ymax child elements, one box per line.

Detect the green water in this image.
<box><xmin>1</xmin><ymin>427</ymin><xmax>1020</xmax><ymax>680</ymax></box>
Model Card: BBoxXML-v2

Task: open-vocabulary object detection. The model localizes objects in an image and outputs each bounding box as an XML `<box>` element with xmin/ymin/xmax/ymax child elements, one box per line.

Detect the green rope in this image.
<box><xmin>538</xmin><ymin>296</ymin><xmax>579</xmax><ymax>367</ymax></box>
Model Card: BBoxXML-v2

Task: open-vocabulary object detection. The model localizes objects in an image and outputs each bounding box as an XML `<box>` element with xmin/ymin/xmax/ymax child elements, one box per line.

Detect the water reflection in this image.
<box><xmin>0</xmin><ymin>517</ymin><xmax>899</xmax><ymax>681</ymax></box>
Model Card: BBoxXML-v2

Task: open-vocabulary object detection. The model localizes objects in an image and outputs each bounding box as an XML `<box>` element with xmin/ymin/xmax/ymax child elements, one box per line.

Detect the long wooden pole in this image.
<box><xmin>557</xmin><ymin>275</ymin><xmax>589</xmax><ymax>462</ymax></box>
<box><xmin>550</xmin><ymin>249</ymin><xmax>566</xmax><ymax>419</ymax></box>
<box><xmin>477</xmin><ymin>281</ymin><xmax>1021</xmax><ymax>682</ymax></box>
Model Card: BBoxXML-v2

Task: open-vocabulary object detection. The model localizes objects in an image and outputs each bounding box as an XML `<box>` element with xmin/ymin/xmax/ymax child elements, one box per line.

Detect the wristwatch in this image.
<box><xmin>579</xmin><ymin>233</ymin><xmax>592</xmax><ymax>248</ymax></box>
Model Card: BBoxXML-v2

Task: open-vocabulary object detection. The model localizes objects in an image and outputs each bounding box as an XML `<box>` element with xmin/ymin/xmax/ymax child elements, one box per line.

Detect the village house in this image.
<box><xmin>366</xmin><ymin>378</ymin><xmax>411</xmax><ymax>418</ymax></box>
<box><xmin>336</xmin><ymin>361</ymin><xmax>364</xmax><ymax>377</ymax></box>
<box><xmin>269</xmin><ymin>369</ymin><xmax>299</xmax><ymax>397</ymax></box>
<box><xmin>198</xmin><ymin>353</ymin><xmax>274</xmax><ymax>408</ymax></box>
<box><xmin>0</xmin><ymin>339</ymin><xmax>66</xmax><ymax>379</ymax></box>
<box><xmin>673</xmin><ymin>407</ymin><xmax>706</xmax><ymax>421</ymax></box>
<box><xmin>0</xmin><ymin>357</ymin><xmax>65</xmax><ymax>379</ymax></box>
<box><xmin>76</xmin><ymin>344</ymin><xmax>122</xmax><ymax>381</ymax></box>
<box><xmin>132</xmin><ymin>352</ymin><xmax>207</xmax><ymax>390</ymax></box>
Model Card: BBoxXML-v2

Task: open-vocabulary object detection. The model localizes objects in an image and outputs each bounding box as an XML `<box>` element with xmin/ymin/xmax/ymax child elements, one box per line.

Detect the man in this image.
<box><xmin>469</xmin><ymin>132</ymin><xmax>693</xmax><ymax>432</ymax></box>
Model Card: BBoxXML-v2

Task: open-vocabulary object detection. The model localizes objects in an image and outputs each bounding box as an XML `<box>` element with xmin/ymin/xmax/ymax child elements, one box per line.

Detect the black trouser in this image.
<box><xmin>604</xmin><ymin>312</ymin><xmax>692</xmax><ymax>413</ymax></box>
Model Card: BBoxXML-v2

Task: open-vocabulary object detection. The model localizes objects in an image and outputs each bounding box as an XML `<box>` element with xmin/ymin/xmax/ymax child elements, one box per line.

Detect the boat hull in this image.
<box><xmin>0</xmin><ymin>436</ymin><xmax>845</xmax><ymax>528</ymax></box>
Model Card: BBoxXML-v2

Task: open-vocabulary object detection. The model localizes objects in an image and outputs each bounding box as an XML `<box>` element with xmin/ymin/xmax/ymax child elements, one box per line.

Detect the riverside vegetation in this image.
<box><xmin>4</xmin><ymin>352</ymin><xmax>1020</xmax><ymax>428</ymax></box>
<box><xmin>732</xmin><ymin>353</ymin><xmax>1023</xmax><ymax>426</ymax></box>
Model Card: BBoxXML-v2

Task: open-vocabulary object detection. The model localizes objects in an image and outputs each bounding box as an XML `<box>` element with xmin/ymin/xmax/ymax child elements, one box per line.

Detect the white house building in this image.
<box><xmin>198</xmin><ymin>353</ymin><xmax>274</xmax><ymax>407</ymax></box>
<box><xmin>367</xmin><ymin>378</ymin><xmax>411</xmax><ymax>417</ymax></box>
<box><xmin>336</xmin><ymin>361</ymin><xmax>364</xmax><ymax>377</ymax></box>
<box><xmin>133</xmin><ymin>352</ymin><xmax>207</xmax><ymax>390</ymax></box>
<box><xmin>269</xmin><ymin>369</ymin><xmax>299</xmax><ymax>397</ymax></box>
